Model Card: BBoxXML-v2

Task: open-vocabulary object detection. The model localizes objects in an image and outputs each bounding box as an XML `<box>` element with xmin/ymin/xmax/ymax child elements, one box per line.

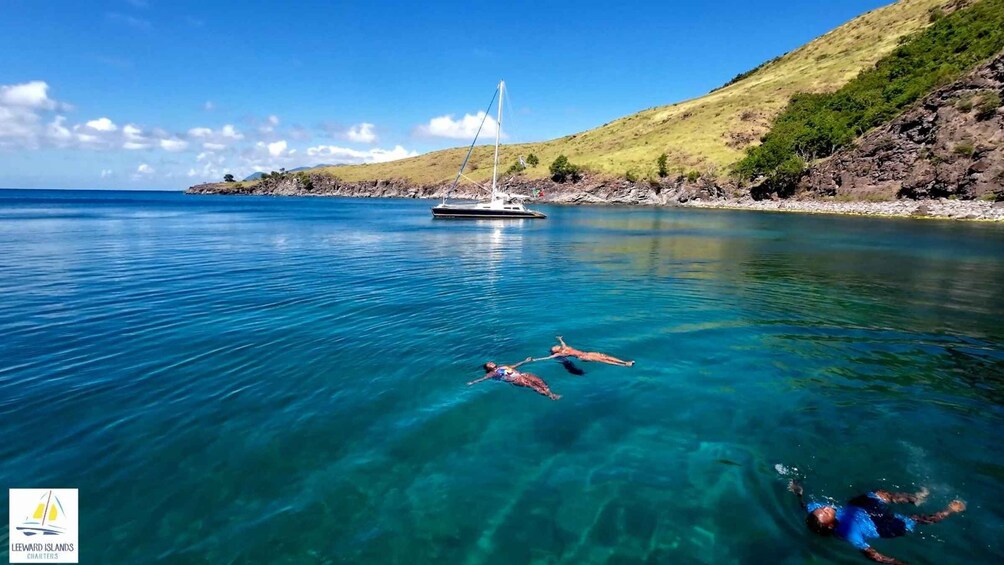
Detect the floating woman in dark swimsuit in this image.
<box><xmin>467</xmin><ymin>358</ymin><xmax>561</xmax><ymax>400</ymax></box>
<box><xmin>536</xmin><ymin>336</ymin><xmax>635</xmax><ymax>367</ymax></box>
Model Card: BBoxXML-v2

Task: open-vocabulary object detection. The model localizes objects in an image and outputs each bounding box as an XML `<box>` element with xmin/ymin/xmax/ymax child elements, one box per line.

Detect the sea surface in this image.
<box><xmin>1</xmin><ymin>189</ymin><xmax>1003</xmax><ymax>564</ymax></box>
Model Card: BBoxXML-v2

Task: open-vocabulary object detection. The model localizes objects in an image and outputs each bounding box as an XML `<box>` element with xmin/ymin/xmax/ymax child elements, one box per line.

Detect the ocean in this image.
<box><xmin>1</xmin><ymin>189</ymin><xmax>1003</xmax><ymax>564</ymax></box>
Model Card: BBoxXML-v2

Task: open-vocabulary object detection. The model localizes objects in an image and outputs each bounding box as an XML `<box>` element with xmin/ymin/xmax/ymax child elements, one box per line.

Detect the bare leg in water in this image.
<box><xmin>512</xmin><ymin>373</ymin><xmax>561</xmax><ymax>400</ymax></box>
<box><xmin>578</xmin><ymin>351</ymin><xmax>635</xmax><ymax>367</ymax></box>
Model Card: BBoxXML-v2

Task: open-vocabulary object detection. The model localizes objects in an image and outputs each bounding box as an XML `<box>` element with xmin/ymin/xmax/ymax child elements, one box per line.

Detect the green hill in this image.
<box><xmin>316</xmin><ymin>0</ymin><xmax>951</xmax><ymax>185</ymax></box>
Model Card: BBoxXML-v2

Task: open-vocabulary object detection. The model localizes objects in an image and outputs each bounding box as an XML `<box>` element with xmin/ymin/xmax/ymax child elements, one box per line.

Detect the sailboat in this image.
<box><xmin>431</xmin><ymin>80</ymin><xmax>546</xmax><ymax>219</ymax></box>
<box><xmin>16</xmin><ymin>490</ymin><xmax>67</xmax><ymax>536</ymax></box>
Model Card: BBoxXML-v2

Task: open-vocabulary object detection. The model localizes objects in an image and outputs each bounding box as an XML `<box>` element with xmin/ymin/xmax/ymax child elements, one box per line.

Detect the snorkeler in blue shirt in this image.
<box><xmin>789</xmin><ymin>480</ymin><xmax>965</xmax><ymax>564</ymax></box>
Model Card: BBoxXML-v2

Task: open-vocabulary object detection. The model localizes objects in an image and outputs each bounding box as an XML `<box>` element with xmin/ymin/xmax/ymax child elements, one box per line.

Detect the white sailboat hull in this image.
<box><xmin>431</xmin><ymin>201</ymin><xmax>546</xmax><ymax>219</ymax></box>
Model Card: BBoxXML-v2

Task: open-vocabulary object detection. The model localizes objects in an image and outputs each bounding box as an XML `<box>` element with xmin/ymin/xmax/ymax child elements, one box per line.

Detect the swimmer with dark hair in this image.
<box><xmin>467</xmin><ymin>358</ymin><xmax>561</xmax><ymax>400</ymax></box>
<box><xmin>789</xmin><ymin>480</ymin><xmax>965</xmax><ymax>564</ymax></box>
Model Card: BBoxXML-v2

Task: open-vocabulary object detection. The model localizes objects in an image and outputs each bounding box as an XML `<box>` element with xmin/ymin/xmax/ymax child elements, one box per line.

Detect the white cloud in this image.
<box><xmin>416</xmin><ymin>111</ymin><xmax>500</xmax><ymax>140</ymax></box>
<box><xmin>306</xmin><ymin>144</ymin><xmax>417</xmax><ymax>164</ymax></box>
<box><xmin>86</xmin><ymin>117</ymin><xmax>117</xmax><ymax>132</ymax></box>
<box><xmin>345</xmin><ymin>122</ymin><xmax>377</xmax><ymax>144</ymax></box>
<box><xmin>0</xmin><ymin>81</ymin><xmax>57</xmax><ymax>109</ymax></box>
<box><xmin>0</xmin><ymin>81</ymin><xmax>66</xmax><ymax>149</ymax></box>
<box><xmin>46</xmin><ymin>116</ymin><xmax>71</xmax><ymax>143</ymax></box>
<box><xmin>266</xmin><ymin>140</ymin><xmax>287</xmax><ymax>157</ymax></box>
<box><xmin>258</xmin><ymin>115</ymin><xmax>280</xmax><ymax>135</ymax></box>
<box><xmin>137</xmin><ymin>163</ymin><xmax>154</xmax><ymax>174</ymax></box>
<box><xmin>100</xmin><ymin>169</ymin><xmax>113</xmax><ymax>178</ymax></box>
<box><xmin>123</xmin><ymin>141</ymin><xmax>148</xmax><ymax>150</ymax></box>
<box><xmin>221</xmin><ymin>124</ymin><xmax>242</xmax><ymax>139</ymax></box>
<box><xmin>185</xmin><ymin>125</ymin><xmax>242</xmax><ymax>150</ymax></box>
<box><xmin>160</xmin><ymin>138</ymin><xmax>188</xmax><ymax>151</ymax></box>
<box><xmin>123</xmin><ymin>123</ymin><xmax>143</xmax><ymax>140</ymax></box>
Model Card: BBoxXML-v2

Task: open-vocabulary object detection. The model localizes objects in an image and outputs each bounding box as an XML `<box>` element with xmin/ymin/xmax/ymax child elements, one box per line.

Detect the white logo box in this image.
<box><xmin>8</xmin><ymin>489</ymin><xmax>78</xmax><ymax>564</ymax></box>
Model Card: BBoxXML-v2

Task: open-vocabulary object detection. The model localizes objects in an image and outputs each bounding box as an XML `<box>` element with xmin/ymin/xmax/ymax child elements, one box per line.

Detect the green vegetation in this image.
<box><xmin>713</xmin><ymin>54</ymin><xmax>785</xmax><ymax>91</ymax></box>
<box><xmin>686</xmin><ymin>170</ymin><xmax>701</xmax><ymax>183</ymax></box>
<box><xmin>976</xmin><ymin>91</ymin><xmax>1001</xmax><ymax>121</ymax></box>
<box><xmin>314</xmin><ymin>0</ymin><xmax>947</xmax><ymax>185</ymax></box>
<box><xmin>550</xmin><ymin>155</ymin><xmax>582</xmax><ymax>183</ymax></box>
<box><xmin>736</xmin><ymin>0</ymin><xmax>1004</xmax><ymax>195</ymax></box>
<box><xmin>505</xmin><ymin>159</ymin><xmax>526</xmax><ymax>175</ymax></box>
<box><xmin>223</xmin><ymin>173</ymin><xmax>235</xmax><ymax>183</ymax></box>
<box><xmin>295</xmin><ymin>172</ymin><xmax>314</xmax><ymax>190</ymax></box>
<box><xmin>657</xmin><ymin>153</ymin><xmax>669</xmax><ymax>178</ymax></box>
<box><xmin>526</xmin><ymin>153</ymin><xmax>540</xmax><ymax>167</ymax></box>
<box><xmin>953</xmin><ymin>142</ymin><xmax>975</xmax><ymax>157</ymax></box>
<box><xmin>625</xmin><ymin>169</ymin><xmax>639</xmax><ymax>182</ymax></box>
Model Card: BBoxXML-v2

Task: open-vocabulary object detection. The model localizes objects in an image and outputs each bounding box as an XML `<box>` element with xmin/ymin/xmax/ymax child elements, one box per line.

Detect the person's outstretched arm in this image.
<box><xmin>788</xmin><ymin>480</ymin><xmax>806</xmax><ymax>509</ymax></box>
<box><xmin>874</xmin><ymin>488</ymin><xmax>928</xmax><ymax>505</ymax></box>
<box><xmin>467</xmin><ymin>374</ymin><xmax>494</xmax><ymax>386</ymax></box>
<box><xmin>531</xmin><ymin>353</ymin><xmax>562</xmax><ymax>362</ymax></box>
<box><xmin>862</xmin><ymin>547</ymin><xmax>907</xmax><ymax>564</ymax></box>
<box><xmin>508</xmin><ymin>357</ymin><xmax>534</xmax><ymax>369</ymax></box>
<box><xmin>911</xmin><ymin>500</ymin><xmax>965</xmax><ymax>524</ymax></box>
<box><xmin>556</xmin><ymin>335</ymin><xmax>568</xmax><ymax>348</ymax></box>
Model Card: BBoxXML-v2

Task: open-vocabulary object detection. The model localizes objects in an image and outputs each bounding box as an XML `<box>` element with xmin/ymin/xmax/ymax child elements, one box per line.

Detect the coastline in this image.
<box><xmin>680</xmin><ymin>197</ymin><xmax>1004</xmax><ymax>222</ymax></box>
<box><xmin>186</xmin><ymin>176</ymin><xmax>1004</xmax><ymax>222</ymax></box>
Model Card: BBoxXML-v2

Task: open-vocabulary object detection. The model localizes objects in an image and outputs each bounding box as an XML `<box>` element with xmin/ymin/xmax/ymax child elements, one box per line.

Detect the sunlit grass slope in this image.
<box><xmin>319</xmin><ymin>0</ymin><xmax>949</xmax><ymax>184</ymax></box>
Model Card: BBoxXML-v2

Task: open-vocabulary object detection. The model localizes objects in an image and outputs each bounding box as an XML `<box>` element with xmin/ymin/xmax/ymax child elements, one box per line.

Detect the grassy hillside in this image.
<box><xmin>737</xmin><ymin>0</ymin><xmax>1003</xmax><ymax>194</ymax></box>
<box><xmin>317</xmin><ymin>0</ymin><xmax>950</xmax><ymax>185</ymax></box>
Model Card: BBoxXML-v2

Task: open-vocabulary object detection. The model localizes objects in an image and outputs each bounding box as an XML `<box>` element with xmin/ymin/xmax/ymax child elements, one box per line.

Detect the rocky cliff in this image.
<box><xmin>186</xmin><ymin>172</ymin><xmax>730</xmax><ymax>207</ymax></box>
<box><xmin>800</xmin><ymin>51</ymin><xmax>1004</xmax><ymax>200</ymax></box>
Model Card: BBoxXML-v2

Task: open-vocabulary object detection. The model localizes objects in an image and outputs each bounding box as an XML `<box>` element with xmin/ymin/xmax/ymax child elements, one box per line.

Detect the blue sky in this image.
<box><xmin>0</xmin><ymin>0</ymin><xmax>892</xmax><ymax>189</ymax></box>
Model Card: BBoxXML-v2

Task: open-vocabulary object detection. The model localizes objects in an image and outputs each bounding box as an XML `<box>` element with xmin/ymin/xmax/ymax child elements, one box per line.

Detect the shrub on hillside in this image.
<box><xmin>657</xmin><ymin>153</ymin><xmax>669</xmax><ymax>178</ymax></box>
<box><xmin>526</xmin><ymin>153</ymin><xmax>540</xmax><ymax>167</ymax></box>
<box><xmin>550</xmin><ymin>155</ymin><xmax>582</xmax><ymax>183</ymax></box>
<box><xmin>734</xmin><ymin>0</ymin><xmax>1004</xmax><ymax>194</ymax></box>
<box><xmin>505</xmin><ymin>160</ymin><xmax>526</xmax><ymax>175</ymax></box>
<box><xmin>223</xmin><ymin>173</ymin><xmax>235</xmax><ymax>183</ymax></box>
<box><xmin>976</xmin><ymin>91</ymin><xmax>1001</xmax><ymax>121</ymax></box>
<box><xmin>953</xmin><ymin>142</ymin><xmax>975</xmax><ymax>158</ymax></box>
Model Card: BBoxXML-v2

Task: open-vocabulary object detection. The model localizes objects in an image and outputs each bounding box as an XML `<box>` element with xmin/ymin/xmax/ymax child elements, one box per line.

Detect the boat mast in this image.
<box><xmin>491</xmin><ymin>79</ymin><xmax>504</xmax><ymax>202</ymax></box>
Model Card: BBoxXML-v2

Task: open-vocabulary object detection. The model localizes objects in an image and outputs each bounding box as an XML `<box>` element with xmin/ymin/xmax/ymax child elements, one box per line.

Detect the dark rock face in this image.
<box><xmin>186</xmin><ymin>173</ymin><xmax>731</xmax><ymax>207</ymax></box>
<box><xmin>801</xmin><ymin>51</ymin><xmax>1004</xmax><ymax>201</ymax></box>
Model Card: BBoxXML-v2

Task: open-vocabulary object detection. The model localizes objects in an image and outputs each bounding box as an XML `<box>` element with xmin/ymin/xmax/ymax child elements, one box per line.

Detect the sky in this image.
<box><xmin>0</xmin><ymin>0</ymin><xmax>894</xmax><ymax>190</ymax></box>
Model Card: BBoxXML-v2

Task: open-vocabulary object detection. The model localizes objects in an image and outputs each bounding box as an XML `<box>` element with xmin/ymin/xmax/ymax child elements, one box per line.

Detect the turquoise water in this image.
<box><xmin>2</xmin><ymin>189</ymin><xmax>1003</xmax><ymax>564</ymax></box>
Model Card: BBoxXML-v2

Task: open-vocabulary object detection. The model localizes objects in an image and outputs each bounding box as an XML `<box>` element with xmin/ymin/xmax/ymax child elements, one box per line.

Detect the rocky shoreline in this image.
<box><xmin>186</xmin><ymin>174</ymin><xmax>1004</xmax><ymax>221</ymax></box>
<box><xmin>681</xmin><ymin>196</ymin><xmax>1004</xmax><ymax>221</ymax></box>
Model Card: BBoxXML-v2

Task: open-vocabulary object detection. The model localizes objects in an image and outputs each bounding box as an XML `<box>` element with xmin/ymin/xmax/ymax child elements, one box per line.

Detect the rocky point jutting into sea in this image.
<box><xmin>187</xmin><ymin>51</ymin><xmax>1004</xmax><ymax>221</ymax></box>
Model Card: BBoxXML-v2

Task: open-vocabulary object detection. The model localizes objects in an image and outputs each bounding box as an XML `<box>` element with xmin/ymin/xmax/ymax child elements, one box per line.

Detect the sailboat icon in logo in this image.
<box><xmin>16</xmin><ymin>490</ymin><xmax>68</xmax><ymax>536</ymax></box>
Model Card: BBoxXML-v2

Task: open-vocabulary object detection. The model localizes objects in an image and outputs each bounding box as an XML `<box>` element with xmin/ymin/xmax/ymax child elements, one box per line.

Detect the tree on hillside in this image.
<box><xmin>223</xmin><ymin>174</ymin><xmax>235</xmax><ymax>183</ymax></box>
<box><xmin>550</xmin><ymin>155</ymin><xmax>582</xmax><ymax>183</ymax></box>
<box><xmin>526</xmin><ymin>153</ymin><xmax>540</xmax><ymax>167</ymax></box>
<box><xmin>657</xmin><ymin>153</ymin><xmax>669</xmax><ymax>178</ymax></box>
